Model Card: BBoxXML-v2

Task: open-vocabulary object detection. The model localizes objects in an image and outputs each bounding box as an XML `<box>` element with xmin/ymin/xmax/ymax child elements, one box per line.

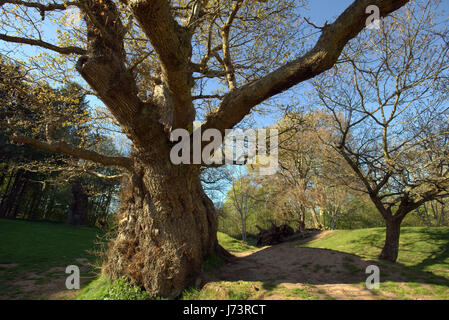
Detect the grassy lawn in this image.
<box><xmin>295</xmin><ymin>227</ymin><xmax>449</xmax><ymax>299</ymax></box>
<box><xmin>185</xmin><ymin>227</ymin><xmax>449</xmax><ymax>300</ymax></box>
<box><xmin>0</xmin><ymin>218</ymin><xmax>101</xmax><ymax>299</ymax></box>
<box><xmin>82</xmin><ymin>227</ymin><xmax>449</xmax><ymax>300</ymax></box>
<box><xmin>2</xmin><ymin>218</ymin><xmax>448</xmax><ymax>300</ymax></box>
<box><xmin>296</xmin><ymin>227</ymin><xmax>449</xmax><ymax>279</ymax></box>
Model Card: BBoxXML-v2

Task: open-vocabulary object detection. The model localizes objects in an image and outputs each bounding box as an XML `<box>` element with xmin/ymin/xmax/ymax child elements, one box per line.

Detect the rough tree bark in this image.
<box><xmin>379</xmin><ymin>216</ymin><xmax>403</xmax><ymax>262</ymax></box>
<box><xmin>105</xmin><ymin>160</ymin><xmax>218</xmax><ymax>298</ymax></box>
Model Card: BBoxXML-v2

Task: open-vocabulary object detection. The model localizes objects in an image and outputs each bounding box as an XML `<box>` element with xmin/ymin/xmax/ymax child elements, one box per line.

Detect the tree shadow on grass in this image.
<box><xmin>396</xmin><ymin>228</ymin><xmax>449</xmax><ymax>283</ymax></box>
<box><xmin>212</xmin><ymin>240</ymin><xmax>449</xmax><ymax>295</ymax></box>
<box><xmin>347</xmin><ymin>227</ymin><xmax>449</xmax><ymax>282</ymax></box>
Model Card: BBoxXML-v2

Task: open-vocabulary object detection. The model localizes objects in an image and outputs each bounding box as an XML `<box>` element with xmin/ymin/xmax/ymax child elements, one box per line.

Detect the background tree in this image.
<box><xmin>227</xmin><ymin>167</ymin><xmax>265</xmax><ymax>241</ymax></box>
<box><xmin>260</xmin><ymin>109</ymin><xmax>359</xmax><ymax>231</ymax></box>
<box><xmin>310</xmin><ymin>0</ymin><xmax>449</xmax><ymax>261</ymax></box>
<box><xmin>0</xmin><ymin>0</ymin><xmax>410</xmax><ymax>296</ymax></box>
<box><xmin>274</xmin><ymin>110</ymin><xmax>342</xmax><ymax>230</ymax></box>
<box><xmin>0</xmin><ymin>56</ymin><xmax>122</xmax><ymax>225</ymax></box>
<box><xmin>415</xmin><ymin>199</ymin><xmax>448</xmax><ymax>227</ymax></box>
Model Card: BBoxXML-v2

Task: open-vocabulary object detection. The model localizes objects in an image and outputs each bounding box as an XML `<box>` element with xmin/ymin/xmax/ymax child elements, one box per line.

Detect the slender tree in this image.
<box><xmin>310</xmin><ymin>0</ymin><xmax>449</xmax><ymax>261</ymax></box>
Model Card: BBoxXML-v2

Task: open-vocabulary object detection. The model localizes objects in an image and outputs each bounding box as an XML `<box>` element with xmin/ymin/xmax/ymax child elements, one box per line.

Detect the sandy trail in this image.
<box><xmin>210</xmin><ymin>232</ymin><xmax>407</xmax><ymax>300</ymax></box>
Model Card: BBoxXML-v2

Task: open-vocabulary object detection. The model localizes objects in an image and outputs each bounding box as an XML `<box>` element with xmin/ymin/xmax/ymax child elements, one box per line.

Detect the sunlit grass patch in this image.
<box><xmin>77</xmin><ymin>276</ymin><xmax>150</xmax><ymax>300</ymax></box>
<box><xmin>217</xmin><ymin>232</ymin><xmax>258</xmax><ymax>253</ymax></box>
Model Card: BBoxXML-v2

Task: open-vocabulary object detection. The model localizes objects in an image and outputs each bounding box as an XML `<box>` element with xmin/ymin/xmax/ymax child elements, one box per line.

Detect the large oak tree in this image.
<box><xmin>0</xmin><ymin>0</ymin><xmax>410</xmax><ymax>297</ymax></box>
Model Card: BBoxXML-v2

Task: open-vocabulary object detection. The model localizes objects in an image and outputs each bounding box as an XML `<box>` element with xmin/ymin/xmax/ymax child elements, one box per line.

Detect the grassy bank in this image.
<box><xmin>296</xmin><ymin>227</ymin><xmax>449</xmax><ymax>280</ymax></box>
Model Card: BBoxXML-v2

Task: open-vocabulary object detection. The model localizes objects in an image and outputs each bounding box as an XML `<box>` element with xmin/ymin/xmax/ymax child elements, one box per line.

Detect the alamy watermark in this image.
<box><xmin>65</xmin><ymin>265</ymin><xmax>80</xmax><ymax>290</ymax></box>
<box><xmin>365</xmin><ymin>265</ymin><xmax>380</xmax><ymax>289</ymax></box>
<box><xmin>170</xmin><ymin>121</ymin><xmax>278</xmax><ymax>176</ymax></box>
<box><xmin>366</xmin><ymin>5</ymin><xmax>381</xmax><ymax>30</ymax></box>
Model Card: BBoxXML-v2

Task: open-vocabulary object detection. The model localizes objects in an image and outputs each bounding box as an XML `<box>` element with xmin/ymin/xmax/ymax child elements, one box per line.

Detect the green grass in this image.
<box><xmin>190</xmin><ymin>281</ymin><xmax>321</xmax><ymax>300</ymax></box>
<box><xmin>0</xmin><ymin>221</ymin><xmax>259</xmax><ymax>300</ymax></box>
<box><xmin>0</xmin><ymin>218</ymin><xmax>101</xmax><ymax>299</ymax></box>
<box><xmin>280</xmin><ymin>286</ymin><xmax>320</xmax><ymax>300</ymax></box>
<box><xmin>296</xmin><ymin>227</ymin><xmax>449</xmax><ymax>279</ymax></box>
<box><xmin>77</xmin><ymin>276</ymin><xmax>150</xmax><ymax>300</ymax></box>
<box><xmin>296</xmin><ymin>227</ymin><xmax>449</xmax><ymax>299</ymax></box>
<box><xmin>3</xmin><ymin>219</ymin><xmax>448</xmax><ymax>300</ymax></box>
<box><xmin>217</xmin><ymin>232</ymin><xmax>258</xmax><ymax>253</ymax></box>
<box><xmin>0</xmin><ymin>218</ymin><xmax>101</xmax><ymax>271</ymax></box>
<box><xmin>187</xmin><ymin>228</ymin><xmax>449</xmax><ymax>300</ymax></box>
<box><xmin>185</xmin><ymin>280</ymin><xmax>263</xmax><ymax>300</ymax></box>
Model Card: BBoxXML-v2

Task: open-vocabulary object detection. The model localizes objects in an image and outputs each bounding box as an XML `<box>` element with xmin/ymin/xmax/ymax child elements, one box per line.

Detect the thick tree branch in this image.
<box><xmin>0</xmin><ymin>33</ymin><xmax>86</xmax><ymax>55</ymax></box>
<box><xmin>221</xmin><ymin>0</ymin><xmax>244</xmax><ymax>90</ymax></box>
<box><xmin>74</xmin><ymin>0</ymin><xmax>169</xmax><ymax>155</ymax></box>
<box><xmin>0</xmin><ymin>1</ymin><xmax>78</xmax><ymax>11</ymax></box>
<box><xmin>203</xmin><ymin>0</ymin><xmax>410</xmax><ymax>134</ymax></box>
<box><xmin>124</xmin><ymin>0</ymin><xmax>195</xmax><ymax>129</ymax></box>
<box><xmin>10</xmin><ymin>135</ymin><xmax>133</xmax><ymax>170</ymax></box>
<box><xmin>77</xmin><ymin>169</ymin><xmax>128</xmax><ymax>180</ymax></box>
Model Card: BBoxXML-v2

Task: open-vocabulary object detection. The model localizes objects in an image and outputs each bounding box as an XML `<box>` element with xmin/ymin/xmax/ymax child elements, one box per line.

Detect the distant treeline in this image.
<box><xmin>0</xmin><ymin>58</ymin><xmax>122</xmax><ymax>227</ymax></box>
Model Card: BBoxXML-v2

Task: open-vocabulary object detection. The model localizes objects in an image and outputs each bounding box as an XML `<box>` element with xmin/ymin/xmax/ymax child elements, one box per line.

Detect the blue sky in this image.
<box><xmin>1</xmin><ymin>0</ymin><xmax>448</xmax><ymax>204</ymax></box>
<box><xmin>307</xmin><ymin>0</ymin><xmax>354</xmax><ymax>23</ymax></box>
<box><xmin>250</xmin><ymin>0</ymin><xmax>354</xmax><ymax>128</ymax></box>
<box><xmin>0</xmin><ymin>0</ymin><xmax>365</xmax><ymax>152</ymax></box>
<box><xmin>5</xmin><ymin>0</ymin><xmax>445</xmax><ymax>131</ymax></box>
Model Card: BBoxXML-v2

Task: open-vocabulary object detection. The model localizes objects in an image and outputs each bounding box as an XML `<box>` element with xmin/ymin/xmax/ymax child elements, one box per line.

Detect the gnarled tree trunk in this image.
<box><xmin>105</xmin><ymin>158</ymin><xmax>219</xmax><ymax>298</ymax></box>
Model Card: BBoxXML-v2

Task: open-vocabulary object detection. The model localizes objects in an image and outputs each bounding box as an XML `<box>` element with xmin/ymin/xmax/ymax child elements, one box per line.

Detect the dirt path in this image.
<box><xmin>206</xmin><ymin>232</ymin><xmax>408</xmax><ymax>300</ymax></box>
